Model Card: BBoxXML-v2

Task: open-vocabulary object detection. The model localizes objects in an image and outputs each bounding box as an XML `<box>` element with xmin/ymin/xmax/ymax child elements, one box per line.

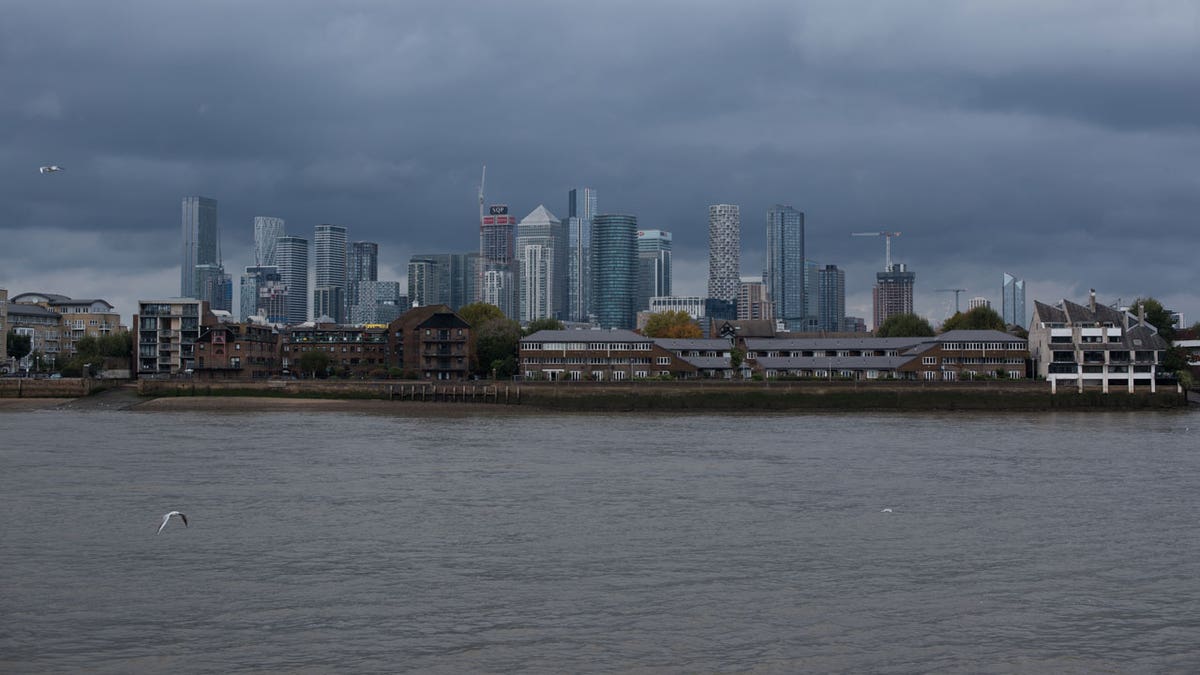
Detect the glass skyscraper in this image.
<box><xmin>181</xmin><ymin>196</ymin><xmax>219</xmax><ymax>298</ymax></box>
<box><xmin>275</xmin><ymin>235</ymin><xmax>309</xmax><ymax>325</ymax></box>
<box><xmin>313</xmin><ymin>224</ymin><xmax>348</xmax><ymax>323</ymax></box>
<box><xmin>765</xmin><ymin>205</ymin><xmax>805</xmax><ymax>331</ymax></box>
<box><xmin>348</xmin><ymin>241</ymin><xmax>379</xmax><ymax>312</ymax></box>
<box><xmin>516</xmin><ymin>205</ymin><xmax>566</xmax><ymax>322</ymax></box>
<box><xmin>818</xmin><ymin>264</ymin><xmax>846</xmax><ymax>333</ymax></box>
<box><xmin>1002</xmin><ymin>273</ymin><xmax>1026</xmax><ymax>327</ymax></box>
<box><xmin>253</xmin><ymin>216</ymin><xmax>285</xmax><ymax>267</ymax></box>
<box><xmin>567</xmin><ymin>187</ymin><xmax>597</xmax><ymax>322</ymax></box>
<box><xmin>636</xmin><ymin>229</ymin><xmax>672</xmax><ymax>313</ymax></box>
<box><xmin>591</xmin><ymin>214</ymin><xmax>638</xmax><ymax>329</ymax></box>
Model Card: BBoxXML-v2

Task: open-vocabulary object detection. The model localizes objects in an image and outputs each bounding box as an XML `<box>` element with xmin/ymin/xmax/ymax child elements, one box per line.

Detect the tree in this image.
<box><xmin>475</xmin><ymin>316</ymin><xmax>522</xmax><ymax>378</ymax></box>
<box><xmin>876</xmin><ymin>313</ymin><xmax>935</xmax><ymax>338</ymax></box>
<box><xmin>940</xmin><ymin>306</ymin><xmax>1006</xmax><ymax>332</ymax></box>
<box><xmin>298</xmin><ymin>350</ymin><xmax>332</xmax><ymax>378</ymax></box>
<box><xmin>1129</xmin><ymin>297</ymin><xmax>1176</xmax><ymax>341</ymax></box>
<box><xmin>524</xmin><ymin>318</ymin><xmax>564</xmax><ymax>336</ymax></box>
<box><xmin>458</xmin><ymin>302</ymin><xmax>506</xmax><ymax>329</ymax></box>
<box><xmin>642</xmin><ymin>310</ymin><xmax>703</xmax><ymax>339</ymax></box>
<box><xmin>6</xmin><ymin>331</ymin><xmax>32</xmax><ymax>361</ymax></box>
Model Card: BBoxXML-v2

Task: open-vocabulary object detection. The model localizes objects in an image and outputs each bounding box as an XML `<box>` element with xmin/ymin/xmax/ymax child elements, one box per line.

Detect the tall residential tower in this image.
<box><xmin>707</xmin><ymin>204</ymin><xmax>741</xmax><ymax>307</ymax></box>
<box><xmin>765</xmin><ymin>205</ymin><xmax>805</xmax><ymax>331</ymax></box>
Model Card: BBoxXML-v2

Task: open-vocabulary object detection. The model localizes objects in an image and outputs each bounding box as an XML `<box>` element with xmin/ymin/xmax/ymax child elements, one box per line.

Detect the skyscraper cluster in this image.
<box><xmin>181</xmin><ymin>197</ymin><xmax>404</xmax><ymax>327</ymax></box>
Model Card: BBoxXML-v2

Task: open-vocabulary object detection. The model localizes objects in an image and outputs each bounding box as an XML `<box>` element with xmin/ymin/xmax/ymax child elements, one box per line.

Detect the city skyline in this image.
<box><xmin>2</xmin><ymin>3</ymin><xmax>1197</xmax><ymax>326</ymax></box>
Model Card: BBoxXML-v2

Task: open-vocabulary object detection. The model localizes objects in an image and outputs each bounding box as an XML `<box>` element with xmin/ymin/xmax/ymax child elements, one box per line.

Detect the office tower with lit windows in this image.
<box><xmin>591</xmin><ymin>214</ymin><xmax>638</xmax><ymax>329</ymax></box>
<box><xmin>707</xmin><ymin>204</ymin><xmax>741</xmax><ymax>307</ymax></box>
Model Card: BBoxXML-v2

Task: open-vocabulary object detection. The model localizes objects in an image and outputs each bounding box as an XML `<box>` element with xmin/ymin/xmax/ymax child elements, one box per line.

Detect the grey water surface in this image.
<box><xmin>2</xmin><ymin>407</ymin><xmax>1199</xmax><ymax>673</ymax></box>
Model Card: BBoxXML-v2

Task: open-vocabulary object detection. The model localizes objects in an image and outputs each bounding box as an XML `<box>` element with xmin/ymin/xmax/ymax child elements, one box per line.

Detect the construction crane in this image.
<box><xmin>477</xmin><ymin>164</ymin><xmax>486</xmax><ymax>222</ymax></box>
<box><xmin>936</xmin><ymin>288</ymin><xmax>967</xmax><ymax>314</ymax></box>
<box><xmin>851</xmin><ymin>231</ymin><xmax>902</xmax><ymax>271</ymax></box>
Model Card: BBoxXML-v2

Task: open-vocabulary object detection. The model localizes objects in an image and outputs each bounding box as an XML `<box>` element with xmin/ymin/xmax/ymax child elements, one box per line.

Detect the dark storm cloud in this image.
<box><xmin>1</xmin><ymin>0</ymin><xmax>1197</xmax><ymax>323</ymax></box>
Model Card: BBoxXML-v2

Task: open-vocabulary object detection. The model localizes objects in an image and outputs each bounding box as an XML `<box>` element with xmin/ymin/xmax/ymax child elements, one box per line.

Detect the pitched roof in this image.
<box><xmin>936</xmin><ymin>330</ymin><xmax>1026</xmax><ymax>342</ymax></box>
<box><xmin>522</xmin><ymin>329</ymin><xmax>647</xmax><ymax>343</ymax></box>
<box><xmin>755</xmin><ymin>355</ymin><xmax>910</xmax><ymax>370</ymax></box>
<box><xmin>653</xmin><ymin>338</ymin><xmax>731</xmax><ymax>351</ymax></box>
<box><xmin>521</xmin><ymin>204</ymin><xmax>559</xmax><ymax>223</ymax></box>
<box><xmin>743</xmin><ymin>337</ymin><xmax>925</xmax><ymax>351</ymax></box>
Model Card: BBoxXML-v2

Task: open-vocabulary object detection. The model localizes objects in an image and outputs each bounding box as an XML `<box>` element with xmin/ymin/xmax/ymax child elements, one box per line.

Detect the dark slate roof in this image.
<box><xmin>7</xmin><ymin>303</ymin><xmax>60</xmax><ymax>318</ymax></box>
<box><xmin>48</xmin><ymin>298</ymin><xmax>114</xmax><ymax>309</ymax></box>
<box><xmin>1032</xmin><ymin>301</ymin><xmax>1067</xmax><ymax>324</ymax></box>
<box><xmin>743</xmin><ymin>337</ymin><xmax>926</xmax><ymax>351</ymax></box>
<box><xmin>653</xmin><ymin>338</ymin><xmax>732</xmax><ymax>351</ymax></box>
<box><xmin>1060</xmin><ymin>299</ymin><xmax>1128</xmax><ymax>326</ymax></box>
<box><xmin>676</xmin><ymin>355</ymin><xmax>732</xmax><ymax>370</ymax></box>
<box><xmin>935</xmin><ymin>330</ymin><xmax>1026</xmax><ymax>343</ymax></box>
<box><xmin>1126</xmin><ymin>325</ymin><xmax>1169</xmax><ymax>350</ymax></box>
<box><xmin>522</xmin><ymin>329</ymin><xmax>647</xmax><ymax>343</ymax></box>
<box><xmin>755</xmin><ymin>355</ymin><xmax>910</xmax><ymax>370</ymax></box>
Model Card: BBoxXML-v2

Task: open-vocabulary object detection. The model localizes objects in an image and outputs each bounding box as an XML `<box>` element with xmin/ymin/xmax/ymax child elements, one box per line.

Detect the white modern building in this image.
<box><xmin>1029</xmin><ymin>291</ymin><xmax>1169</xmax><ymax>393</ymax></box>
<box><xmin>649</xmin><ymin>296</ymin><xmax>707</xmax><ymax>320</ymax></box>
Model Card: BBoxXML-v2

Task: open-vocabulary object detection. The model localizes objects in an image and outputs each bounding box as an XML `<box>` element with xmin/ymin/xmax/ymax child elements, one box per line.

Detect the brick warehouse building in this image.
<box><xmin>388</xmin><ymin>304</ymin><xmax>473</xmax><ymax>380</ymax></box>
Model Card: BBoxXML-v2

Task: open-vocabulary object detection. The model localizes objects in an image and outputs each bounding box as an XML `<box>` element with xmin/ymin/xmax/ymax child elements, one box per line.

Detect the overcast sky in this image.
<box><xmin>2</xmin><ymin>1</ymin><xmax>1197</xmax><ymax>327</ymax></box>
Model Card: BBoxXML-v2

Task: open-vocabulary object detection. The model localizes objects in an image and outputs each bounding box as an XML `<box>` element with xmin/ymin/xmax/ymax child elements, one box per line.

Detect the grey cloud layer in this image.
<box><xmin>1</xmin><ymin>1</ymin><xmax>1197</xmax><ymax>321</ymax></box>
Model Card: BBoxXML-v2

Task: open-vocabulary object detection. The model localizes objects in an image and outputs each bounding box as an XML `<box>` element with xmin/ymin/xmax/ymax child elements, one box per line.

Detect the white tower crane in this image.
<box><xmin>477</xmin><ymin>164</ymin><xmax>486</xmax><ymax>222</ymax></box>
<box><xmin>851</xmin><ymin>231</ymin><xmax>903</xmax><ymax>271</ymax></box>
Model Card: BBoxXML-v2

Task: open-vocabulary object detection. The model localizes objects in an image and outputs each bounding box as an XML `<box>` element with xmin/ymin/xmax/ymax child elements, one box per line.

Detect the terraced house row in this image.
<box><xmin>134</xmin><ymin>300</ymin><xmax>472</xmax><ymax>380</ymax></box>
<box><xmin>518</xmin><ymin>328</ymin><xmax>1031</xmax><ymax>381</ymax></box>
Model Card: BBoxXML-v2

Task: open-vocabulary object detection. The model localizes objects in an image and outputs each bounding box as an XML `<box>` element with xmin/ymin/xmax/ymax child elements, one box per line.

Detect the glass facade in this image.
<box><xmin>276</xmin><ymin>235</ymin><xmax>309</xmax><ymax>325</ymax></box>
<box><xmin>181</xmin><ymin>196</ymin><xmax>218</xmax><ymax>298</ymax></box>
<box><xmin>765</xmin><ymin>205</ymin><xmax>804</xmax><ymax>329</ymax></box>
<box><xmin>818</xmin><ymin>264</ymin><xmax>845</xmax><ymax>333</ymax></box>
<box><xmin>636</xmin><ymin>229</ymin><xmax>672</xmax><ymax>313</ymax></box>
<box><xmin>591</xmin><ymin>214</ymin><xmax>638</xmax><ymax>329</ymax></box>
<box><xmin>1003</xmin><ymin>273</ymin><xmax>1026</xmax><ymax>328</ymax></box>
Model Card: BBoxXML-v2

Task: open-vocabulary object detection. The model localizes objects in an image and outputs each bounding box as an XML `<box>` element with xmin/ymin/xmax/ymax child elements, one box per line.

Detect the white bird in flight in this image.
<box><xmin>157</xmin><ymin>511</ymin><xmax>189</xmax><ymax>534</ymax></box>
<box><xmin>881</xmin><ymin>508</ymin><xmax>894</xmax><ymax>513</ymax></box>
<box><xmin>39</xmin><ymin>165</ymin><xmax>62</xmax><ymax>174</ymax></box>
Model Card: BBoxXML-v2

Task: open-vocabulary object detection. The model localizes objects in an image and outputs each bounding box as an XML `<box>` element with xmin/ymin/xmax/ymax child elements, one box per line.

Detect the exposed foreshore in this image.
<box><xmin>1</xmin><ymin>378</ymin><xmax>1190</xmax><ymax>412</ymax></box>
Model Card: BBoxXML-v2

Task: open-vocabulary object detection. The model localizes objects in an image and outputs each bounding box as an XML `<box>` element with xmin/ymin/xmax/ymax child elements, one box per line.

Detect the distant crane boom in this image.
<box><xmin>851</xmin><ymin>231</ymin><xmax>902</xmax><ymax>271</ymax></box>
<box><xmin>936</xmin><ymin>288</ymin><xmax>967</xmax><ymax>314</ymax></box>
<box><xmin>477</xmin><ymin>164</ymin><xmax>486</xmax><ymax>222</ymax></box>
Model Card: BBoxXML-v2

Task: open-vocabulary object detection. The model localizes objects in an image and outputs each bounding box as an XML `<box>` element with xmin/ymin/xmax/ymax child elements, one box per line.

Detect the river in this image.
<box><xmin>2</xmin><ymin>406</ymin><xmax>1198</xmax><ymax>673</ymax></box>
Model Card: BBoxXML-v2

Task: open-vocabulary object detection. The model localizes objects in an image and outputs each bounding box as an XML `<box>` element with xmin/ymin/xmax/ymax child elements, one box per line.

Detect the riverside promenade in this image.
<box><xmin>3</xmin><ymin>378</ymin><xmax>1190</xmax><ymax>412</ymax></box>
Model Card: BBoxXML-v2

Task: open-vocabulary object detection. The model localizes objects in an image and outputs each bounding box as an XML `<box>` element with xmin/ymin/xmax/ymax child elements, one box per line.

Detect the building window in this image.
<box><xmin>922</xmin><ymin>356</ymin><xmax>936</xmax><ymax>365</ymax></box>
<box><xmin>656</xmin><ymin>356</ymin><xmax>671</xmax><ymax>365</ymax></box>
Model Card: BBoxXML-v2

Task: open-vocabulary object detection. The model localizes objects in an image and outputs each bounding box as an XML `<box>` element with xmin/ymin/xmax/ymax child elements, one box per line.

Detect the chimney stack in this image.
<box><xmin>1138</xmin><ymin>302</ymin><xmax>1145</xmax><ymax>325</ymax></box>
<box><xmin>1089</xmin><ymin>289</ymin><xmax>1096</xmax><ymax>312</ymax></box>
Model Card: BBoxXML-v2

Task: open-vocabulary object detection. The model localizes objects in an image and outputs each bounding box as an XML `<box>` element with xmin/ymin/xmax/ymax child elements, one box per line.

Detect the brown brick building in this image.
<box><xmin>388</xmin><ymin>305</ymin><xmax>472</xmax><ymax>380</ymax></box>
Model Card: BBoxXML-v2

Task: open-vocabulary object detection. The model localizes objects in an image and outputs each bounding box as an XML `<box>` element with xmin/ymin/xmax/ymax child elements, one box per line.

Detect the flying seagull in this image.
<box><xmin>39</xmin><ymin>165</ymin><xmax>62</xmax><ymax>174</ymax></box>
<box><xmin>157</xmin><ymin>511</ymin><xmax>189</xmax><ymax>534</ymax></box>
<box><xmin>880</xmin><ymin>508</ymin><xmax>894</xmax><ymax>513</ymax></box>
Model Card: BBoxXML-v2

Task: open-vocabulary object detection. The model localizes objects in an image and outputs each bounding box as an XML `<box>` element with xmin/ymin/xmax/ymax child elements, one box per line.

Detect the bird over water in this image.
<box><xmin>157</xmin><ymin>511</ymin><xmax>188</xmax><ymax>534</ymax></box>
